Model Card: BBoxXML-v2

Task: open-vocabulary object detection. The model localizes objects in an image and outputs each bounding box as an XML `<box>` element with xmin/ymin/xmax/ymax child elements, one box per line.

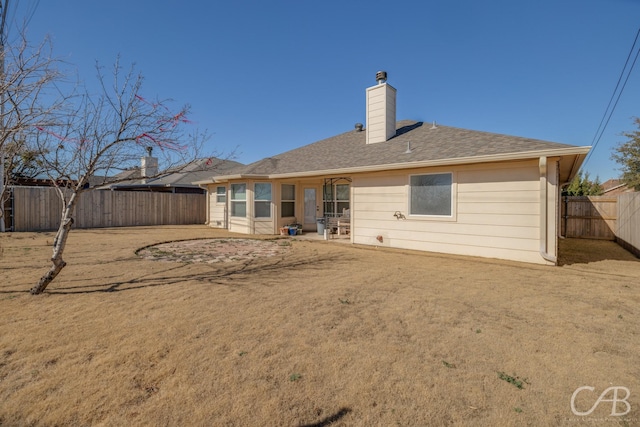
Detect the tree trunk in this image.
<box><xmin>30</xmin><ymin>193</ymin><xmax>77</xmax><ymax>294</ymax></box>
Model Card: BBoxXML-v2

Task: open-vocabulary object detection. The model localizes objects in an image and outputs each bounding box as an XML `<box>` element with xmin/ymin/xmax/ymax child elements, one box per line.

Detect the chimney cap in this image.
<box><xmin>376</xmin><ymin>71</ymin><xmax>387</xmax><ymax>84</ymax></box>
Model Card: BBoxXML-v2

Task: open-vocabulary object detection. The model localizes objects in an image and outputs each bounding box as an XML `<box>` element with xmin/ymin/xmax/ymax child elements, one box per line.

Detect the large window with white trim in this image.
<box><xmin>254</xmin><ymin>183</ymin><xmax>272</xmax><ymax>218</ymax></box>
<box><xmin>281</xmin><ymin>184</ymin><xmax>295</xmax><ymax>218</ymax></box>
<box><xmin>230</xmin><ymin>183</ymin><xmax>246</xmax><ymax>217</ymax></box>
<box><xmin>410</xmin><ymin>173</ymin><xmax>453</xmax><ymax>216</ymax></box>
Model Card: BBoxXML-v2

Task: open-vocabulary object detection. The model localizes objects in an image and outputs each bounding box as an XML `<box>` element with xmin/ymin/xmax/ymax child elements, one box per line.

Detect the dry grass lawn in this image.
<box><xmin>1</xmin><ymin>225</ymin><xmax>639</xmax><ymax>426</ymax></box>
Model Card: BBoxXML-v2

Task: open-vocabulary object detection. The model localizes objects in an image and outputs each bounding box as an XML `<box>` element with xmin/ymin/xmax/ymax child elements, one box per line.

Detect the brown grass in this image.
<box><xmin>1</xmin><ymin>226</ymin><xmax>639</xmax><ymax>426</ymax></box>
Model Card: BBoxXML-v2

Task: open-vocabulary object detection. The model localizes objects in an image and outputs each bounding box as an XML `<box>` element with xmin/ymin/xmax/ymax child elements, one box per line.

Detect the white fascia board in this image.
<box><xmin>264</xmin><ymin>146</ymin><xmax>592</xmax><ymax>179</ymax></box>
<box><xmin>194</xmin><ymin>146</ymin><xmax>591</xmax><ymax>182</ymax></box>
<box><xmin>192</xmin><ymin>174</ymin><xmax>269</xmax><ymax>185</ymax></box>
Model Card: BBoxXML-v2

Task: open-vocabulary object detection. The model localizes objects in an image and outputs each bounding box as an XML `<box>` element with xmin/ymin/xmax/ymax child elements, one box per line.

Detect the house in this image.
<box><xmin>100</xmin><ymin>156</ymin><xmax>243</xmax><ymax>194</ymax></box>
<box><xmin>601</xmin><ymin>178</ymin><xmax>635</xmax><ymax>196</ymax></box>
<box><xmin>195</xmin><ymin>72</ymin><xmax>590</xmax><ymax>265</ymax></box>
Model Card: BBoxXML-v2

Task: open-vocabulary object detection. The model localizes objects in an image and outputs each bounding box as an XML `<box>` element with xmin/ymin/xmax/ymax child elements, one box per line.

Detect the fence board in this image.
<box><xmin>10</xmin><ymin>187</ymin><xmax>206</xmax><ymax>231</ymax></box>
<box><xmin>616</xmin><ymin>193</ymin><xmax>640</xmax><ymax>257</ymax></box>
<box><xmin>562</xmin><ymin>196</ymin><xmax>617</xmax><ymax>240</ymax></box>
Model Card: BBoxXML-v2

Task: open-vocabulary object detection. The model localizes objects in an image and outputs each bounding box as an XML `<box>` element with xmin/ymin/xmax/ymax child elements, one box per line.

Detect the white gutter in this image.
<box><xmin>539</xmin><ymin>156</ymin><xmax>557</xmax><ymax>264</ymax></box>
<box><xmin>564</xmin><ymin>152</ymin><xmax>584</xmax><ymax>186</ymax></box>
<box><xmin>193</xmin><ymin>174</ymin><xmax>269</xmax><ymax>185</ymax></box>
<box><xmin>195</xmin><ymin>146</ymin><xmax>591</xmax><ymax>183</ymax></box>
<box><xmin>198</xmin><ymin>183</ymin><xmax>210</xmax><ymax>225</ymax></box>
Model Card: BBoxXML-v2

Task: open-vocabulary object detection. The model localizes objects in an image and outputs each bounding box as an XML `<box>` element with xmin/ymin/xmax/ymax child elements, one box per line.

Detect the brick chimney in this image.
<box><xmin>366</xmin><ymin>71</ymin><xmax>396</xmax><ymax>144</ymax></box>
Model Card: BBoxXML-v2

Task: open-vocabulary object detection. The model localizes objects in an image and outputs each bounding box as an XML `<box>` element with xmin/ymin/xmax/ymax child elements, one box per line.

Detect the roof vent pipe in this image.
<box><xmin>430</xmin><ymin>121</ymin><xmax>437</xmax><ymax>129</ymax></box>
<box><xmin>355</xmin><ymin>123</ymin><xmax>363</xmax><ymax>132</ymax></box>
<box><xmin>404</xmin><ymin>141</ymin><xmax>412</xmax><ymax>154</ymax></box>
<box><xmin>376</xmin><ymin>71</ymin><xmax>387</xmax><ymax>84</ymax></box>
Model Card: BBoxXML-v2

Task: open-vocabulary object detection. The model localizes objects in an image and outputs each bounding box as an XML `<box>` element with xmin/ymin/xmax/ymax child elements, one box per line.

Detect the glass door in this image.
<box><xmin>303</xmin><ymin>188</ymin><xmax>317</xmax><ymax>230</ymax></box>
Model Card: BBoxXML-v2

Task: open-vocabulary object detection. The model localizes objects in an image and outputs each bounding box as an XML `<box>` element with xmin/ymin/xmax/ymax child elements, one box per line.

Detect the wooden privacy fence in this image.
<box><xmin>10</xmin><ymin>187</ymin><xmax>206</xmax><ymax>232</ymax></box>
<box><xmin>616</xmin><ymin>193</ymin><xmax>640</xmax><ymax>258</ymax></box>
<box><xmin>562</xmin><ymin>196</ymin><xmax>617</xmax><ymax>240</ymax></box>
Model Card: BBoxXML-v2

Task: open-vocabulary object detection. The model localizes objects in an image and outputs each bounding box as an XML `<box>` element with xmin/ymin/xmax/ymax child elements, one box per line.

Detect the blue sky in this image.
<box><xmin>10</xmin><ymin>0</ymin><xmax>640</xmax><ymax>181</ymax></box>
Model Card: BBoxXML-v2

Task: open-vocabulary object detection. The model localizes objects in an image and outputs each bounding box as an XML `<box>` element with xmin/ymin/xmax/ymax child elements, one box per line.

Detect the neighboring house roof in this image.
<box><xmin>86</xmin><ymin>175</ymin><xmax>114</xmax><ymax>188</ymax></box>
<box><xmin>109</xmin><ymin>168</ymin><xmax>142</xmax><ymax>182</ymax></box>
<box><xmin>602</xmin><ymin>178</ymin><xmax>635</xmax><ymax>195</ymax></box>
<box><xmin>10</xmin><ymin>177</ymin><xmax>75</xmax><ymax>187</ymax></box>
<box><xmin>199</xmin><ymin>120</ymin><xmax>589</xmax><ymax>183</ymax></box>
<box><xmin>102</xmin><ymin>158</ymin><xmax>244</xmax><ymax>190</ymax></box>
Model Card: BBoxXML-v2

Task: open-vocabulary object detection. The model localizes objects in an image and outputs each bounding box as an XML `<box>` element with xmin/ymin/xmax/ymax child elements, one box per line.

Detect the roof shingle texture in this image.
<box><xmin>111</xmin><ymin>158</ymin><xmax>243</xmax><ymax>188</ymax></box>
<box><xmin>233</xmin><ymin>120</ymin><xmax>577</xmax><ymax>176</ymax></box>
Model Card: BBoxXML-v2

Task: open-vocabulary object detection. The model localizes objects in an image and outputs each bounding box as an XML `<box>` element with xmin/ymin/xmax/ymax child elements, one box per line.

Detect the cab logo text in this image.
<box><xmin>570</xmin><ymin>386</ymin><xmax>631</xmax><ymax>416</ymax></box>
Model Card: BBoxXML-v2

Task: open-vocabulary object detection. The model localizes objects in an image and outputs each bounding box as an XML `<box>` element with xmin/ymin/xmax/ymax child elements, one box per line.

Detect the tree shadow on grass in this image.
<box><xmin>42</xmin><ymin>253</ymin><xmax>353</xmax><ymax>295</ymax></box>
<box><xmin>558</xmin><ymin>238</ymin><xmax>640</xmax><ymax>266</ymax></box>
<box><xmin>299</xmin><ymin>407</ymin><xmax>352</xmax><ymax>427</ymax></box>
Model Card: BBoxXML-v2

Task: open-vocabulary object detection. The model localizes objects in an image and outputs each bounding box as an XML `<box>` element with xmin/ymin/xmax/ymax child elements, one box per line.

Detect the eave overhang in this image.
<box><xmin>193</xmin><ymin>146</ymin><xmax>591</xmax><ymax>185</ymax></box>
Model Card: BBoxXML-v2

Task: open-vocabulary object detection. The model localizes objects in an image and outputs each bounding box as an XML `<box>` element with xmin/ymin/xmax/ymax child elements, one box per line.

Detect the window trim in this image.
<box><xmin>254</xmin><ymin>182</ymin><xmax>272</xmax><ymax>219</ymax></box>
<box><xmin>408</xmin><ymin>172</ymin><xmax>456</xmax><ymax>220</ymax></box>
<box><xmin>323</xmin><ymin>182</ymin><xmax>350</xmax><ymax>216</ymax></box>
<box><xmin>215</xmin><ymin>186</ymin><xmax>226</xmax><ymax>204</ymax></box>
<box><xmin>281</xmin><ymin>183</ymin><xmax>296</xmax><ymax>218</ymax></box>
<box><xmin>230</xmin><ymin>183</ymin><xmax>247</xmax><ymax>218</ymax></box>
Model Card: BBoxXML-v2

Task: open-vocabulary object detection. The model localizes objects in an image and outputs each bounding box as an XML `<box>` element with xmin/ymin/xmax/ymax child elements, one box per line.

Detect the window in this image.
<box><xmin>336</xmin><ymin>184</ymin><xmax>350</xmax><ymax>214</ymax></box>
<box><xmin>323</xmin><ymin>183</ymin><xmax>350</xmax><ymax>215</ymax></box>
<box><xmin>215</xmin><ymin>186</ymin><xmax>226</xmax><ymax>203</ymax></box>
<box><xmin>254</xmin><ymin>183</ymin><xmax>272</xmax><ymax>218</ymax></box>
<box><xmin>230</xmin><ymin>183</ymin><xmax>246</xmax><ymax>217</ymax></box>
<box><xmin>410</xmin><ymin>173</ymin><xmax>453</xmax><ymax>216</ymax></box>
<box><xmin>281</xmin><ymin>184</ymin><xmax>295</xmax><ymax>217</ymax></box>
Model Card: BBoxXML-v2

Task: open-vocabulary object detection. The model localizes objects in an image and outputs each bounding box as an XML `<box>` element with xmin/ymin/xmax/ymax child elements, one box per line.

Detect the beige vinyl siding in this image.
<box><xmin>227</xmin><ymin>181</ymin><xmax>250</xmax><ymax>234</ymax></box>
<box><xmin>252</xmin><ymin>181</ymin><xmax>276</xmax><ymax>234</ymax></box>
<box><xmin>208</xmin><ymin>180</ymin><xmax>277</xmax><ymax>234</ymax></box>
<box><xmin>351</xmin><ymin>160</ymin><xmax>552</xmax><ymax>264</ymax></box>
<box><xmin>366</xmin><ymin>83</ymin><xmax>396</xmax><ymax>144</ymax></box>
<box><xmin>228</xmin><ymin>217</ymin><xmax>251</xmax><ymax>234</ymax></box>
<box><xmin>207</xmin><ymin>185</ymin><xmax>227</xmax><ymax>228</ymax></box>
<box><xmin>254</xmin><ymin>220</ymin><xmax>275</xmax><ymax>234</ymax></box>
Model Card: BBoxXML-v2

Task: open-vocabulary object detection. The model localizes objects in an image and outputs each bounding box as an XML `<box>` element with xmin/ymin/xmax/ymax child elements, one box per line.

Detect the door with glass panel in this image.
<box><xmin>303</xmin><ymin>188</ymin><xmax>318</xmax><ymax>230</ymax></box>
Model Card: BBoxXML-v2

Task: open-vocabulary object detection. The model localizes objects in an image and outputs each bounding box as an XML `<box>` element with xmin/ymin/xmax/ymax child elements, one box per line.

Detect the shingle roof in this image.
<box><xmin>106</xmin><ymin>158</ymin><xmax>244</xmax><ymax>189</ymax></box>
<box><xmin>226</xmin><ymin>120</ymin><xmax>581</xmax><ymax>177</ymax></box>
<box><xmin>149</xmin><ymin>158</ymin><xmax>244</xmax><ymax>186</ymax></box>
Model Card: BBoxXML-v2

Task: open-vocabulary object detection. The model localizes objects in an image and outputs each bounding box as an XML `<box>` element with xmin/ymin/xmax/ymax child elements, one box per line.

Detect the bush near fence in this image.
<box><xmin>10</xmin><ymin>187</ymin><xmax>206</xmax><ymax>232</ymax></box>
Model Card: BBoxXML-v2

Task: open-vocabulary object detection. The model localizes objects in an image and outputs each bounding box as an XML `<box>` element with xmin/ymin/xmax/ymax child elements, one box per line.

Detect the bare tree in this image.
<box><xmin>0</xmin><ymin>28</ymin><xmax>62</xmax><ymax>231</ymax></box>
<box><xmin>30</xmin><ymin>60</ymin><xmax>207</xmax><ymax>294</ymax></box>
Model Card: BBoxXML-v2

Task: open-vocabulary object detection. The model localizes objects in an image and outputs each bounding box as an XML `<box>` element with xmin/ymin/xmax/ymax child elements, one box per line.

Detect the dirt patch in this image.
<box><xmin>137</xmin><ymin>238</ymin><xmax>292</xmax><ymax>263</ymax></box>
<box><xmin>1</xmin><ymin>226</ymin><xmax>639</xmax><ymax>426</ymax></box>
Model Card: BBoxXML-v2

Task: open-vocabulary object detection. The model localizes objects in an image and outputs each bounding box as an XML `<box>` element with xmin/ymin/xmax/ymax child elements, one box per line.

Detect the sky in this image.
<box><xmin>8</xmin><ymin>0</ymin><xmax>640</xmax><ymax>182</ymax></box>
